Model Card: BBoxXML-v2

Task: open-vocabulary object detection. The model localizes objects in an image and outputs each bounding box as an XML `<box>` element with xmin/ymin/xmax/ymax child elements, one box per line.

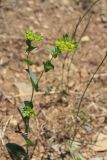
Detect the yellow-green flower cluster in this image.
<box><xmin>55</xmin><ymin>39</ymin><xmax>78</xmax><ymax>53</ymax></box>
<box><xmin>25</xmin><ymin>31</ymin><xmax>43</xmax><ymax>42</ymax></box>
<box><xmin>23</xmin><ymin>107</ymin><xmax>35</xmax><ymax>117</ymax></box>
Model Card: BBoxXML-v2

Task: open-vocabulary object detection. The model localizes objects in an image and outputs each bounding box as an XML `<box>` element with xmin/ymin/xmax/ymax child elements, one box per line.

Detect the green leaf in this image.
<box><xmin>27</xmin><ymin>69</ymin><xmax>38</xmax><ymax>91</ymax></box>
<box><xmin>26</xmin><ymin>45</ymin><xmax>36</xmax><ymax>52</ymax></box>
<box><xmin>72</xmin><ymin>152</ymin><xmax>85</xmax><ymax>160</ymax></box>
<box><xmin>26</xmin><ymin>40</ymin><xmax>36</xmax><ymax>52</ymax></box>
<box><xmin>26</xmin><ymin>39</ymin><xmax>32</xmax><ymax>46</ymax></box>
<box><xmin>63</xmin><ymin>33</ymin><xmax>71</xmax><ymax>42</ymax></box>
<box><xmin>49</xmin><ymin>46</ymin><xmax>61</xmax><ymax>58</ymax></box>
<box><xmin>6</xmin><ymin>143</ymin><xmax>29</xmax><ymax>160</ymax></box>
<box><xmin>25</xmin><ymin>31</ymin><xmax>43</xmax><ymax>42</ymax></box>
<box><xmin>43</xmin><ymin>60</ymin><xmax>54</xmax><ymax>72</ymax></box>
<box><xmin>22</xmin><ymin>101</ymin><xmax>33</xmax><ymax>109</ymax></box>
<box><xmin>24</xmin><ymin>59</ymin><xmax>33</xmax><ymax>65</ymax></box>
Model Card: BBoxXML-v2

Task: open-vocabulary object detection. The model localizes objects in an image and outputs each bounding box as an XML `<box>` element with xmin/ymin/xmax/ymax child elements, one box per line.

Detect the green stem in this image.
<box><xmin>26</xmin><ymin>52</ymin><xmax>31</xmax><ymax>155</ymax></box>
<box><xmin>30</xmin><ymin>70</ymin><xmax>44</xmax><ymax>102</ymax></box>
<box><xmin>26</xmin><ymin>52</ymin><xmax>35</xmax><ymax>103</ymax></box>
<box><xmin>37</xmin><ymin>57</ymin><xmax>53</xmax><ymax>86</ymax></box>
<box><xmin>30</xmin><ymin>87</ymin><xmax>34</xmax><ymax>102</ymax></box>
<box><xmin>30</xmin><ymin>57</ymin><xmax>53</xmax><ymax>102</ymax></box>
<box><xmin>61</xmin><ymin>53</ymin><xmax>68</xmax><ymax>91</ymax></box>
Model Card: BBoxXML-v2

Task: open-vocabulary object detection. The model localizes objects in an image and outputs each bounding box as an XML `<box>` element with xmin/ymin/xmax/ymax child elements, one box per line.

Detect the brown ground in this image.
<box><xmin>0</xmin><ymin>0</ymin><xmax>107</xmax><ymax>159</ymax></box>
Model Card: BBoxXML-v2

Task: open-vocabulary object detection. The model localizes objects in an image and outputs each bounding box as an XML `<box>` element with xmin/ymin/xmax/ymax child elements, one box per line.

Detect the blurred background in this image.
<box><xmin>0</xmin><ymin>0</ymin><xmax>107</xmax><ymax>159</ymax></box>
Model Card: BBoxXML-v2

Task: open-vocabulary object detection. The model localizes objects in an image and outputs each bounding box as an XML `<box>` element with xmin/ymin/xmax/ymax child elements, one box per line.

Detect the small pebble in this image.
<box><xmin>81</xmin><ymin>36</ymin><xmax>90</xmax><ymax>42</ymax></box>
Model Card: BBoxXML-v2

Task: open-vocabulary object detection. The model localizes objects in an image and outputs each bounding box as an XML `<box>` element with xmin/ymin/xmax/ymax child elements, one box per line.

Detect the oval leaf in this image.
<box><xmin>49</xmin><ymin>46</ymin><xmax>61</xmax><ymax>58</ymax></box>
<box><xmin>6</xmin><ymin>143</ymin><xmax>29</xmax><ymax>160</ymax></box>
<box><xmin>26</xmin><ymin>69</ymin><xmax>38</xmax><ymax>91</ymax></box>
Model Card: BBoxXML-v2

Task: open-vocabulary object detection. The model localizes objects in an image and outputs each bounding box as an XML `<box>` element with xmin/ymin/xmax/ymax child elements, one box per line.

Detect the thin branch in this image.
<box><xmin>66</xmin><ymin>13</ymin><xmax>92</xmax><ymax>92</ymax></box>
<box><xmin>71</xmin><ymin>51</ymin><xmax>107</xmax><ymax>145</ymax></box>
<box><xmin>79</xmin><ymin>13</ymin><xmax>92</xmax><ymax>42</ymax></box>
<box><xmin>72</xmin><ymin>0</ymin><xmax>100</xmax><ymax>40</ymax></box>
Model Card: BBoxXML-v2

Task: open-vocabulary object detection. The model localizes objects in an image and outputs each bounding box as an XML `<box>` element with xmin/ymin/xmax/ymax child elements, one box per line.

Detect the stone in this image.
<box><xmin>62</xmin><ymin>0</ymin><xmax>69</xmax><ymax>5</ymax></box>
<box><xmin>51</xmin><ymin>144</ymin><xmax>60</xmax><ymax>153</ymax></box>
<box><xmin>81</xmin><ymin>36</ymin><xmax>90</xmax><ymax>42</ymax></box>
<box><xmin>83</xmin><ymin>124</ymin><xmax>92</xmax><ymax>133</ymax></box>
<box><xmin>10</xmin><ymin>118</ymin><xmax>17</xmax><ymax>128</ymax></box>
<box><xmin>14</xmin><ymin>82</ymin><xmax>32</xmax><ymax>96</ymax></box>
<box><xmin>92</xmin><ymin>133</ymin><xmax>107</xmax><ymax>151</ymax></box>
